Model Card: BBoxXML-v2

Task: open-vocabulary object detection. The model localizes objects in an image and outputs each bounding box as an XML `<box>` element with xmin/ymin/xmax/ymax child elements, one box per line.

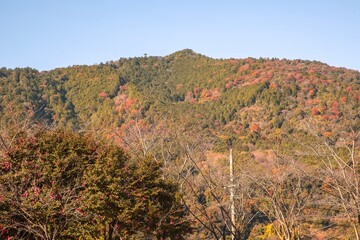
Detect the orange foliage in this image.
<box><xmin>201</xmin><ymin>89</ymin><xmax>220</xmax><ymax>100</ymax></box>
<box><xmin>322</xmin><ymin>132</ymin><xmax>332</xmax><ymax>137</ymax></box>
<box><xmin>125</xmin><ymin>98</ymin><xmax>136</xmax><ymax>109</ymax></box>
<box><xmin>340</xmin><ymin>96</ymin><xmax>347</xmax><ymax>103</ymax></box>
<box><xmin>308</xmin><ymin>89</ymin><xmax>316</xmax><ymax>97</ymax></box>
<box><xmin>311</xmin><ymin>107</ymin><xmax>319</xmax><ymax>115</ymax></box>
<box><xmin>294</xmin><ymin>72</ymin><xmax>302</xmax><ymax>80</ymax></box>
<box><xmin>332</xmin><ymin>101</ymin><xmax>339</xmax><ymax>108</ymax></box>
<box><xmin>115</xmin><ymin>106</ymin><xmax>123</xmax><ymax>112</ymax></box>
<box><xmin>228</xmin><ymin>59</ymin><xmax>238</xmax><ymax>64</ymax></box>
<box><xmin>329</xmin><ymin>114</ymin><xmax>338</xmax><ymax>120</ymax></box>
<box><xmin>225</xmin><ymin>81</ymin><xmax>234</xmax><ymax>89</ymax></box>
<box><xmin>250</xmin><ymin>123</ymin><xmax>260</xmax><ymax>132</ymax></box>
<box><xmin>269</xmin><ymin>83</ymin><xmax>278</xmax><ymax>89</ymax></box>
<box><xmin>252</xmin><ymin>71</ymin><xmax>260</xmax><ymax>78</ymax></box>
<box><xmin>238</xmin><ymin>64</ymin><xmax>249</xmax><ymax>72</ymax></box>
<box><xmin>98</xmin><ymin>92</ymin><xmax>108</xmax><ymax>98</ymax></box>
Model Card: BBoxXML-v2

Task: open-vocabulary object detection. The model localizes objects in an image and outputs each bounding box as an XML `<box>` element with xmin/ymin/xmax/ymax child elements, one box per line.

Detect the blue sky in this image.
<box><xmin>0</xmin><ymin>0</ymin><xmax>359</xmax><ymax>71</ymax></box>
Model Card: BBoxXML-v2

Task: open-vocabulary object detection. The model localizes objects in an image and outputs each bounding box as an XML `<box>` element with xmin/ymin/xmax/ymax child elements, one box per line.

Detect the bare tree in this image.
<box><xmin>0</xmin><ymin>102</ymin><xmax>44</xmax><ymax>152</ymax></box>
<box><xmin>297</xmin><ymin>111</ymin><xmax>360</xmax><ymax>239</ymax></box>
<box><xmin>248</xmin><ymin>155</ymin><xmax>317</xmax><ymax>240</ymax></box>
<box><xmin>172</xmin><ymin>128</ymin><xmax>259</xmax><ymax>239</ymax></box>
<box><xmin>0</xmin><ymin>178</ymin><xmax>84</xmax><ymax>239</ymax></box>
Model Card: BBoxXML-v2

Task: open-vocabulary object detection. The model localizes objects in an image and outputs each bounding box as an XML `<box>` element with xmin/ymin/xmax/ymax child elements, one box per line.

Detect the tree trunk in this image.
<box><xmin>353</xmin><ymin>222</ymin><xmax>360</xmax><ymax>240</ymax></box>
<box><xmin>106</xmin><ymin>221</ymin><xmax>115</xmax><ymax>240</ymax></box>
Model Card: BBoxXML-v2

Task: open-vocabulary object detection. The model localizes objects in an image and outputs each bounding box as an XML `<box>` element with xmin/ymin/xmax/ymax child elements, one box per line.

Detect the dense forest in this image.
<box><xmin>0</xmin><ymin>49</ymin><xmax>360</xmax><ymax>239</ymax></box>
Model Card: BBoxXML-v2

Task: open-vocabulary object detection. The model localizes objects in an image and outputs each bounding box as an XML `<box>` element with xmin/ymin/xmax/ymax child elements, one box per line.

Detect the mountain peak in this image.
<box><xmin>167</xmin><ymin>49</ymin><xmax>202</xmax><ymax>58</ymax></box>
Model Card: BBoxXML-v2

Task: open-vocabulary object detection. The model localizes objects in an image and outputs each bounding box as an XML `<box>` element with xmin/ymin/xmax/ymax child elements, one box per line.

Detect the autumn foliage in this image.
<box><xmin>0</xmin><ymin>129</ymin><xmax>192</xmax><ymax>239</ymax></box>
<box><xmin>0</xmin><ymin>50</ymin><xmax>360</xmax><ymax>239</ymax></box>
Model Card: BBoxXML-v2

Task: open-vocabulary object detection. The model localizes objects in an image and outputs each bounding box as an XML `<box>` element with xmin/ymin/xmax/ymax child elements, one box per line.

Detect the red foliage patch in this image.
<box><xmin>98</xmin><ymin>92</ymin><xmax>108</xmax><ymax>99</ymax></box>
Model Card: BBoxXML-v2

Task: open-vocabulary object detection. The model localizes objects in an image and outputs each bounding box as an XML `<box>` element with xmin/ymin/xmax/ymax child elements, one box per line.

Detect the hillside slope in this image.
<box><xmin>0</xmin><ymin>49</ymin><xmax>359</xmax><ymax>143</ymax></box>
<box><xmin>1</xmin><ymin>50</ymin><xmax>360</xmax><ymax>239</ymax></box>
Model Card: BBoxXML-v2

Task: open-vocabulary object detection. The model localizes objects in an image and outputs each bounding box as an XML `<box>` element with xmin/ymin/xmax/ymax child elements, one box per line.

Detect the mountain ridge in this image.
<box><xmin>0</xmin><ymin>49</ymin><xmax>359</xmax><ymax>143</ymax></box>
<box><xmin>3</xmin><ymin>49</ymin><xmax>358</xmax><ymax>72</ymax></box>
<box><xmin>1</xmin><ymin>49</ymin><xmax>360</xmax><ymax>239</ymax></box>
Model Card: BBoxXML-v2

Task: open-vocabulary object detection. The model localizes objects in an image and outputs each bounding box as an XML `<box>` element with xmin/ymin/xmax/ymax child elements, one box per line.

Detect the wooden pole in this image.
<box><xmin>228</xmin><ymin>139</ymin><xmax>236</xmax><ymax>240</ymax></box>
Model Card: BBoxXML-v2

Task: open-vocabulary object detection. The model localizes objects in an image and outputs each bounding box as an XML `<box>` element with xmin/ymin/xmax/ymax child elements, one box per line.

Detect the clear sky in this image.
<box><xmin>0</xmin><ymin>0</ymin><xmax>359</xmax><ymax>71</ymax></box>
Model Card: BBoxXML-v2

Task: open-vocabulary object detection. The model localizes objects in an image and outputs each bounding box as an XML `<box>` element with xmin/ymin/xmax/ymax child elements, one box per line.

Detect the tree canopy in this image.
<box><xmin>0</xmin><ymin>129</ymin><xmax>192</xmax><ymax>239</ymax></box>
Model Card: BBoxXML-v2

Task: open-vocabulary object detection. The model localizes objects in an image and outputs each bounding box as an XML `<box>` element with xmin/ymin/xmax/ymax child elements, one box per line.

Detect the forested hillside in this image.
<box><xmin>1</xmin><ymin>50</ymin><xmax>360</xmax><ymax>239</ymax></box>
<box><xmin>0</xmin><ymin>49</ymin><xmax>358</xmax><ymax>139</ymax></box>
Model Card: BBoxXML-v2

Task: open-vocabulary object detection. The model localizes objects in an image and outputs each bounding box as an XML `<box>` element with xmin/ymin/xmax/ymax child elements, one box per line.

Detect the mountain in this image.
<box><xmin>0</xmin><ymin>49</ymin><xmax>359</xmax><ymax>145</ymax></box>
<box><xmin>1</xmin><ymin>50</ymin><xmax>360</xmax><ymax>239</ymax></box>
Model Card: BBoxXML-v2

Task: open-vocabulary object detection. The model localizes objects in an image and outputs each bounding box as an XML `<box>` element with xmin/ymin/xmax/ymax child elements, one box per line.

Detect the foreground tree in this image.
<box><xmin>0</xmin><ymin>129</ymin><xmax>192</xmax><ymax>239</ymax></box>
<box><xmin>81</xmin><ymin>151</ymin><xmax>192</xmax><ymax>239</ymax></box>
<box><xmin>0</xmin><ymin>130</ymin><xmax>96</xmax><ymax>239</ymax></box>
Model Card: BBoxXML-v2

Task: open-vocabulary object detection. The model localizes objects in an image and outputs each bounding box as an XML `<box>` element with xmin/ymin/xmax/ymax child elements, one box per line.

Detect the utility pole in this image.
<box><xmin>228</xmin><ymin>139</ymin><xmax>236</xmax><ymax>240</ymax></box>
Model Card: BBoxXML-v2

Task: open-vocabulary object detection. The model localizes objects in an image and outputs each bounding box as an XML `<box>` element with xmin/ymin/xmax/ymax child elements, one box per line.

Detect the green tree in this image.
<box><xmin>0</xmin><ymin>129</ymin><xmax>97</xmax><ymax>239</ymax></box>
<box><xmin>81</xmin><ymin>152</ymin><xmax>192</xmax><ymax>239</ymax></box>
<box><xmin>0</xmin><ymin>129</ymin><xmax>192</xmax><ymax>239</ymax></box>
